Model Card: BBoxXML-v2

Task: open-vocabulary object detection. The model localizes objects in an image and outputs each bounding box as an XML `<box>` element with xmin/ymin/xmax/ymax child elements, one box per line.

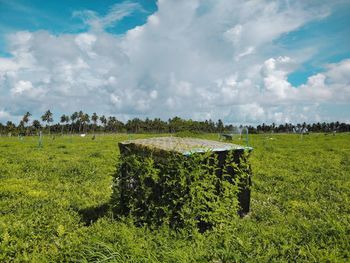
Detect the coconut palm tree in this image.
<box><xmin>91</xmin><ymin>112</ymin><xmax>98</xmax><ymax>135</ymax></box>
<box><xmin>60</xmin><ymin>114</ymin><xmax>69</xmax><ymax>135</ymax></box>
<box><xmin>70</xmin><ymin>112</ymin><xmax>78</xmax><ymax>133</ymax></box>
<box><xmin>22</xmin><ymin>112</ymin><xmax>31</xmax><ymax>135</ymax></box>
<box><xmin>41</xmin><ymin>110</ymin><xmax>53</xmax><ymax>134</ymax></box>
<box><xmin>78</xmin><ymin>113</ymin><xmax>90</xmax><ymax>134</ymax></box>
<box><xmin>78</xmin><ymin>111</ymin><xmax>84</xmax><ymax>133</ymax></box>
<box><xmin>65</xmin><ymin>115</ymin><xmax>70</xmax><ymax>134</ymax></box>
<box><xmin>99</xmin><ymin>115</ymin><xmax>107</xmax><ymax>133</ymax></box>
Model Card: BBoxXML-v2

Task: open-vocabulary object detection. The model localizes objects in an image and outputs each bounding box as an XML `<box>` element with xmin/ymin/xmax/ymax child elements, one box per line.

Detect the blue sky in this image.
<box><xmin>0</xmin><ymin>0</ymin><xmax>349</xmax><ymax>124</ymax></box>
<box><xmin>284</xmin><ymin>4</ymin><xmax>350</xmax><ymax>86</ymax></box>
<box><xmin>0</xmin><ymin>0</ymin><xmax>158</xmax><ymax>56</ymax></box>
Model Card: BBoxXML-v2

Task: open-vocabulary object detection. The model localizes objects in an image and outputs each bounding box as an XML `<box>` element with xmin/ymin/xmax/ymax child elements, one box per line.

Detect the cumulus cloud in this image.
<box><xmin>0</xmin><ymin>0</ymin><xmax>349</xmax><ymax>124</ymax></box>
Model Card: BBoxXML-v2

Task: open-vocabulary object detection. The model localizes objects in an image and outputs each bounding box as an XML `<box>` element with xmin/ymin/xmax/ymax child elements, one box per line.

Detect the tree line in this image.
<box><xmin>0</xmin><ymin>110</ymin><xmax>349</xmax><ymax>136</ymax></box>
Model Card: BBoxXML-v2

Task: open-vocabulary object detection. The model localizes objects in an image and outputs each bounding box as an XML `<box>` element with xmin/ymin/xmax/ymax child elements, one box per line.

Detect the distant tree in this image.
<box><xmin>91</xmin><ymin>112</ymin><xmax>98</xmax><ymax>134</ymax></box>
<box><xmin>168</xmin><ymin>117</ymin><xmax>184</xmax><ymax>133</ymax></box>
<box><xmin>22</xmin><ymin>112</ymin><xmax>31</xmax><ymax>126</ymax></box>
<box><xmin>32</xmin><ymin>120</ymin><xmax>41</xmax><ymax>134</ymax></box>
<box><xmin>108</xmin><ymin>116</ymin><xmax>117</xmax><ymax>132</ymax></box>
<box><xmin>70</xmin><ymin>112</ymin><xmax>78</xmax><ymax>133</ymax></box>
<box><xmin>65</xmin><ymin>115</ymin><xmax>70</xmax><ymax>133</ymax></box>
<box><xmin>6</xmin><ymin>121</ymin><xmax>16</xmax><ymax>135</ymax></box>
<box><xmin>18</xmin><ymin>120</ymin><xmax>25</xmax><ymax>134</ymax></box>
<box><xmin>126</xmin><ymin>118</ymin><xmax>142</xmax><ymax>133</ymax></box>
<box><xmin>41</xmin><ymin>110</ymin><xmax>53</xmax><ymax>134</ymax></box>
<box><xmin>0</xmin><ymin>122</ymin><xmax>4</xmax><ymax>135</ymax></box>
<box><xmin>99</xmin><ymin>115</ymin><xmax>107</xmax><ymax>132</ymax></box>
<box><xmin>78</xmin><ymin>111</ymin><xmax>84</xmax><ymax>133</ymax></box>
<box><xmin>60</xmin><ymin>114</ymin><xmax>69</xmax><ymax>135</ymax></box>
<box><xmin>22</xmin><ymin>112</ymin><xmax>31</xmax><ymax>135</ymax></box>
<box><xmin>152</xmin><ymin>118</ymin><xmax>167</xmax><ymax>133</ymax></box>
<box><xmin>272</xmin><ymin>122</ymin><xmax>276</xmax><ymax>132</ymax></box>
<box><xmin>216</xmin><ymin>119</ymin><xmax>224</xmax><ymax>133</ymax></box>
<box><xmin>2</xmin><ymin>111</ymin><xmax>350</xmax><ymax>136</ymax></box>
<box><xmin>81</xmin><ymin>113</ymin><xmax>90</xmax><ymax>133</ymax></box>
<box><xmin>107</xmin><ymin>116</ymin><xmax>124</xmax><ymax>133</ymax></box>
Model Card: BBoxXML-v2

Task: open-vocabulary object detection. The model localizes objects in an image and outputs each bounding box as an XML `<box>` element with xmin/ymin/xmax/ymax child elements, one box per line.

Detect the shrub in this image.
<box><xmin>111</xmin><ymin>143</ymin><xmax>252</xmax><ymax>231</ymax></box>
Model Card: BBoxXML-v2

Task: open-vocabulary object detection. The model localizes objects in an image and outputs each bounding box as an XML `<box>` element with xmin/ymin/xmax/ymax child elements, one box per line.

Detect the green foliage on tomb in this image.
<box><xmin>112</xmin><ymin>147</ymin><xmax>251</xmax><ymax>230</ymax></box>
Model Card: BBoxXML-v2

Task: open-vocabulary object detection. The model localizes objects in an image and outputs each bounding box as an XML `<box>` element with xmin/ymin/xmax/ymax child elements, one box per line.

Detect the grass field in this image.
<box><xmin>0</xmin><ymin>133</ymin><xmax>349</xmax><ymax>262</ymax></box>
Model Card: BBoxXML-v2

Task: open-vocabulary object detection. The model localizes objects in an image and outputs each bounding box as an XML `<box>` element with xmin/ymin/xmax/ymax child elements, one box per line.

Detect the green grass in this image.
<box><xmin>0</xmin><ymin>133</ymin><xmax>349</xmax><ymax>262</ymax></box>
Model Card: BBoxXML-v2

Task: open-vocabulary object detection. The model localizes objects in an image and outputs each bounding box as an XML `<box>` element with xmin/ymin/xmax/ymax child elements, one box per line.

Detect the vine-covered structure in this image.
<box><xmin>113</xmin><ymin>137</ymin><xmax>253</xmax><ymax>230</ymax></box>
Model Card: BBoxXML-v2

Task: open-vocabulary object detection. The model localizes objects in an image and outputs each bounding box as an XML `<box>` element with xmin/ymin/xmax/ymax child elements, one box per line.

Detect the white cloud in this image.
<box><xmin>239</xmin><ymin>103</ymin><xmax>265</xmax><ymax>122</ymax></box>
<box><xmin>73</xmin><ymin>1</ymin><xmax>143</xmax><ymax>32</ymax></box>
<box><xmin>325</xmin><ymin>59</ymin><xmax>350</xmax><ymax>84</ymax></box>
<box><xmin>150</xmin><ymin>90</ymin><xmax>158</xmax><ymax>99</ymax></box>
<box><xmin>0</xmin><ymin>0</ymin><xmax>349</xmax><ymax>124</ymax></box>
<box><xmin>0</xmin><ymin>108</ymin><xmax>22</xmax><ymax>124</ymax></box>
<box><xmin>224</xmin><ymin>24</ymin><xmax>242</xmax><ymax>45</ymax></box>
<box><xmin>75</xmin><ymin>33</ymin><xmax>97</xmax><ymax>58</ymax></box>
<box><xmin>147</xmin><ymin>14</ymin><xmax>160</xmax><ymax>26</ymax></box>
<box><xmin>235</xmin><ymin>46</ymin><xmax>255</xmax><ymax>61</ymax></box>
<box><xmin>0</xmin><ymin>58</ymin><xmax>19</xmax><ymax>72</ymax></box>
<box><xmin>262</xmin><ymin>56</ymin><xmax>294</xmax><ymax>99</ymax></box>
<box><xmin>0</xmin><ymin>109</ymin><xmax>12</xmax><ymax>122</ymax></box>
<box><xmin>11</xmin><ymin>80</ymin><xmax>33</xmax><ymax>95</ymax></box>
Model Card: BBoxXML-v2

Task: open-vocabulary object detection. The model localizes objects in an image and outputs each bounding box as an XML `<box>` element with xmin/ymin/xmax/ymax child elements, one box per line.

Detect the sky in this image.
<box><xmin>0</xmin><ymin>0</ymin><xmax>349</xmax><ymax>125</ymax></box>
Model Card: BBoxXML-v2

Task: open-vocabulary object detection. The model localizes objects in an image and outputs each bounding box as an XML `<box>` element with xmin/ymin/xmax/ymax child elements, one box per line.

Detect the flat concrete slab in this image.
<box><xmin>120</xmin><ymin>136</ymin><xmax>252</xmax><ymax>155</ymax></box>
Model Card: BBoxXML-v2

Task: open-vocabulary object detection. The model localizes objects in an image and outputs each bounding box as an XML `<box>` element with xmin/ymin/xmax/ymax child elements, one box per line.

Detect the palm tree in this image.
<box><xmin>99</xmin><ymin>115</ymin><xmax>107</xmax><ymax>133</ymax></box>
<box><xmin>91</xmin><ymin>112</ymin><xmax>98</xmax><ymax>135</ymax></box>
<box><xmin>18</xmin><ymin>120</ymin><xmax>25</xmax><ymax>135</ymax></box>
<box><xmin>78</xmin><ymin>111</ymin><xmax>84</xmax><ymax>133</ymax></box>
<box><xmin>126</xmin><ymin>118</ymin><xmax>141</xmax><ymax>133</ymax></box>
<box><xmin>22</xmin><ymin>112</ymin><xmax>31</xmax><ymax>135</ymax></box>
<box><xmin>41</xmin><ymin>110</ymin><xmax>53</xmax><ymax>134</ymax></box>
<box><xmin>60</xmin><ymin>114</ymin><xmax>69</xmax><ymax>135</ymax></box>
<box><xmin>216</xmin><ymin>119</ymin><xmax>224</xmax><ymax>133</ymax></box>
<box><xmin>70</xmin><ymin>112</ymin><xmax>78</xmax><ymax>133</ymax></box>
<box><xmin>81</xmin><ymin>113</ymin><xmax>90</xmax><ymax>133</ymax></box>
<box><xmin>65</xmin><ymin>115</ymin><xmax>70</xmax><ymax>134</ymax></box>
<box><xmin>108</xmin><ymin>116</ymin><xmax>118</xmax><ymax>132</ymax></box>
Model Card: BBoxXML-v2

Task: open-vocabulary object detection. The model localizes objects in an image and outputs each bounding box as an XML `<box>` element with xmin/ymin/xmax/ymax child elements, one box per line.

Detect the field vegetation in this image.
<box><xmin>0</xmin><ymin>133</ymin><xmax>349</xmax><ymax>262</ymax></box>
